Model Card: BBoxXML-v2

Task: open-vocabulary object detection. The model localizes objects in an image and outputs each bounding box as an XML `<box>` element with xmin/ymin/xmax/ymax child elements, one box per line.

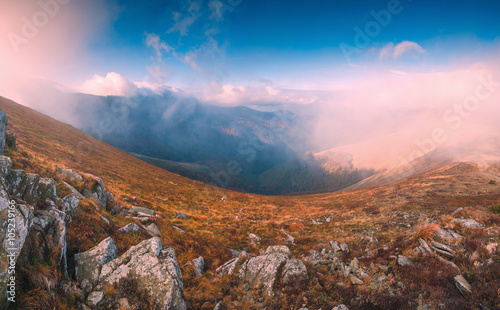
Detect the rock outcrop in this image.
<box><xmin>82</xmin><ymin>174</ymin><xmax>115</xmax><ymax>212</ymax></box>
<box><xmin>94</xmin><ymin>237</ymin><xmax>186</xmax><ymax>310</ymax></box>
<box><xmin>217</xmin><ymin>245</ymin><xmax>309</xmax><ymax>299</ymax></box>
<box><xmin>0</xmin><ymin>110</ymin><xmax>7</xmax><ymax>155</ymax></box>
<box><xmin>0</xmin><ymin>186</ymin><xmax>34</xmax><ymax>303</ymax></box>
<box><xmin>74</xmin><ymin>237</ymin><xmax>118</xmax><ymax>293</ymax></box>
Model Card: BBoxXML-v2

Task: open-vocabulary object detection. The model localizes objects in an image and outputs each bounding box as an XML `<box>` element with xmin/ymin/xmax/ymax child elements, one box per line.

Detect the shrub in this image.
<box><xmin>492</xmin><ymin>204</ymin><xmax>500</xmax><ymax>215</ymax></box>
<box><xmin>489</xmin><ymin>180</ymin><xmax>497</xmax><ymax>185</ymax></box>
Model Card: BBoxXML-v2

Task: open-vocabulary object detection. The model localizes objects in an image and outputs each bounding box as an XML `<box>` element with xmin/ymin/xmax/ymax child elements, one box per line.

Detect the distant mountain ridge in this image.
<box><xmin>39</xmin><ymin>92</ymin><xmax>375</xmax><ymax>194</ymax></box>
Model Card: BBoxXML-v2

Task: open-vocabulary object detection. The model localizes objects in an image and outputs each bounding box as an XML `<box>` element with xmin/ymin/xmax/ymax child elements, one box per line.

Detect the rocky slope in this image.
<box><xmin>0</xmin><ymin>97</ymin><xmax>499</xmax><ymax>309</ymax></box>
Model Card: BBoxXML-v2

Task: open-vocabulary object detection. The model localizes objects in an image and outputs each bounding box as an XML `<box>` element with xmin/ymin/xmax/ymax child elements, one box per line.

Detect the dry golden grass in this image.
<box><xmin>2</xmin><ymin>96</ymin><xmax>500</xmax><ymax>309</ymax></box>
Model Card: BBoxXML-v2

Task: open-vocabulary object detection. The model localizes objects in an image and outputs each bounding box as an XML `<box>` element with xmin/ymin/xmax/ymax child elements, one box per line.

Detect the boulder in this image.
<box><xmin>132</xmin><ymin>206</ymin><xmax>156</xmax><ymax>216</ymax></box>
<box><xmin>192</xmin><ymin>256</ymin><xmax>205</xmax><ymax>276</ymax></box>
<box><xmin>82</xmin><ymin>174</ymin><xmax>114</xmax><ymax>211</ymax></box>
<box><xmin>350</xmin><ymin>276</ymin><xmax>363</xmax><ymax>285</ymax></box>
<box><xmin>58</xmin><ymin>194</ymin><xmax>81</xmax><ymax>217</ymax></box>
<box><xmin>265</xmin><ymin>245</ymin><xmax>291</xmax><ymax>256</ymax></box>
<box><xmin>117</xmin><ymin>298</ymin><xmax>131</xmax><ymax>309</ymax></box>
<box><xmin>436</xmin><ymin>228</ymin><xmax>462</xmax><ymax>240</ymax></box>
<box><xmin>248</xmin><ymin>233</ymin><xmax>261</xmax><ymax>245</ymax></box>
<box><xmin>145</xmin><ymin>223</ymin><xmax>161</xmax><ymax>237</ymax></box>
<box><xmin>57</xmin><ymin>166</ymin><xmax>83</xmax><ymax>183</ymax></box>
<box><xmin>397</xmin><ymin>255</ymin><xmax>413</xmax><ymax>266</ymax></box>
<box><xmin>37</xmin><ymin>178</ymin><xmax>57</xmax><ymax>201</ymax></box>
<box><xmin>453</xmin><ymin>218</ymin><xmax>482</xmax><ymax>229</ymax></box>
<box><xmin>62</xmin><ymin>181</ymin><xmax>84</xmax><ymax>200</ymax></box>
<box><xmin>175</xmin><ymin>212</ymin><xmax>187</xmax><ymax>220</ymax></box>
<box><xmin>0</xmin><ymin>187</ymin><xmax>34</xmax><ymax>304</ymax></box>
<box><xmin>237</xmin><ymin>246</ymin><xmax>291</xmax><ymax>297</ymax></box>
<box><xmin>6</xmin><ymin>171</ymin><xmax>41</xmax><ymax>204</ymax></box>
<box><xmin>0</xmin><ymin>156</ymin><xmax>12</xmax><ymax>178</ymax></box>
<box><xmin>118</xmin><ymin>222</ymin><xmax>144</xmax><ymax>233</ymax></box>
<box><xmin>431</xmin><ymin>241</ymin><xmax>455</xmax><ymax>258</ymax></box>
<box><xmin>216</xmin><ymin>251</ymin><xmax>248</xmax><ymax>277</ymax></box>
<box><xmin>333</xmin><ymin>305</ymin><xmax>349</xmax><ymax>310</ymax></box>
<box><xmin>74</xmin><ymin>237</ymin><xmax>118</xmax><ymax>293</ymax></box>
<box><xmin>31</xmin><ymin>207</ymin><xmax>68</xmax><ymax>275</ymax></box>
<box><xmin>281</xmin><ymin>258</ymin><xmax>308</xmax><ymax>286</ymax></box>
<box><xmin>98</xmin><ymin>237</ymin><xmax>186</xmax><ymax>310</ymax></box>
<box><xmin>87</xmin><ymin>290</ymin><xmax>104</xmax><ymax>307</ymax></box>
<box><xmin>340</xmin><ymin>242</ymin><xmax>350</xmax><ymax>252</ymax></box>
<box><xmin>0</xmin><ymin>109</ymin><xmax>7</xmax><ymax>155</ymax></box>
<box><xmin>454</xmin><ymin>275</ymin><xmax>472</xmax><ymax>295</ymax></box>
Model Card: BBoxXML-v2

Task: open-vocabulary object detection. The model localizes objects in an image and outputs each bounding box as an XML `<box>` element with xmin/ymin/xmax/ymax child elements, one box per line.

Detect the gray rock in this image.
<box><xmin>62</xmin><ymin>181</ymin><xmax>84</xmax><ymax>200</ymax></box>
<box><xmin>350</xmin><ymin>276</ymin><xmax>363</xmax><ymax>285</ymax></box>
<box><xmin>333</xmin><ymin>305</ymin><xmax>349</xmax><ymax>310</ymax></box>
<box><xmin>453</xmin><ymin>218</ymin><xmax>483</xmax><ymax>229</ymax></box>
<box><xmin>329</xmin><ymin>240</ymin><xmax>341</xmax><ymax>252</ymax></box>
<box><xmin>59</xmin><ymin>194</ymin><xmax>81</xmax><ymax>216</ymax></box>
<box><xmin>282</xmin><ymin>229</ymin><xmax>295</xmax><ymax>244</ymax></box>
<box><xmin>454</xmin><ymin>275</ymin><xmax>472</xmax><ymax>295</ymax></box>
<box><xmin>172</xmin><ymin>225</ymin><xmax>185</xmax><ymax>233</ymax></box>
<box><xmin>0</xmin><ymin>188</ymin><xmax>34</xmax><ymax>303</ymax></box>
<box><xmin>431</xmin><ymin>241</ymin><xmax>455</xmax><ymax>258</ymax></box>
<box><xmin>192</xmin><ymin>256</ymin><xmax>205</xmax><ymax>276</ymax></box>
<box><xmin>119</xmin><ymin>222</ymin><xmax>144</xmax><ymax>233</ymax></box>
<box><xmin>418</xmin><ymin>238</ymin><xmax>433</xmax><ymax>254</ymax></box>
<box><xmin>340</xmin><ymin>242</ymin><xmax>349</xmax><ymax>252</ymax></box>
<box><xmin>82</xmin><ymin>174</ymin><xmax>114</xmax><ymax>211</ymax></box>
<box><xmin>6</xmin><ymin>171</ymin><xmax>42</xmax><ymax>204</ymax></box>
<box><xmin>216</xmin><ymin>251</ymin><xmax>248</xmax><ymax>277</ymax></box>
<box><xmin>117</xmin><ymin>298</ymin><xmax>131</xmax><ymax>309</ymax></box>
<box><xmin>436</xmin><ymin>228</ymin><xmax>462</xmax><ymax>239</ymax></box>
<box><xmin>57</xmin><ymin>166</ymin><xmax>84</xmax><ymax>182</ymax></box>
<box><xmin>87</xmin><ymin>290</ymin><xmax>104</xmax><ymax>306</ymax></box>
<box><xmin>37</xmin><ymin>178</ymin><xmax>57</xmax><ymax>201</ymax></box>
<box><xmin>397</xmin><ymin>255</ymin><xmax>413</xmax><ymax>266</ymax></box>
<box><xmin>228</xmin><ymin>249</ymin><xmax>240</xmax><ymax>257</ymax></box>
<box><xmin>175</xmin><ymin>212</ymin><xmax>188</xmax><ymax>220</ymax></box>
<box><xmin>74</xmin><ymin>237</ymin><xmax>118</xmax><ymax>293</ymax></box>
<box><xmin>282</xmin><ymin>258</ymin><xmax>308</xmax><ymax>286</ymax></box>
<box><xmin>486</xmin><ymin>243</ymin><xmax>498</xmax><ymax>255</ymax></box>
<box><xmin>0</xmin><ymin>109</ymin><xmax>7</xmax><ymax>155</ymax></box>
<box><xmin>132</xmin><ymin>206</ymin><xmax>156</xmax><ymax>216</ymax></box>
<box><xmin>248</xmin><ymin>233</ymin><xmax>262</xmax><ymax>245</ymax></box>
<box><xmin>98</xmin><ymin>237</ymin><xmax>186</xmax><ymax>310</ymax></box>
<box><xmin>0</xmin><ymin>156</ymin><xmax>13</xmax><ymax>178</ymax></box>
<box><xmin>379</xmin><ymin>264</ymin><xmax>389</xmax><ymax>271</ymax></box>
<box><xmin>145</xmin><ymin>223</ymin><xmax>161</xmax><ymax>237</ymax></box>
<box><xmin>238</xmin><ymin>251</ymin><xmax>289</xmax><ymax>296</ymax></box>
<box><xmin>32</xmin><ymin>208</ymin><xmax>68</xmax><ymax>275</ymax></box>
<box><xmin>213</xmin><ymin>301</ymin><xmax>223</xmax><ymax>310</ymax></box>
<box><xmin>265</xmin><ymin>245</ymin><xmax>291</xmax><ymax>257</ymax></box>
<box><xmin>350</xmin><ymin>257</ymin><xmax>359</xmax><ymax>271</ymax></box>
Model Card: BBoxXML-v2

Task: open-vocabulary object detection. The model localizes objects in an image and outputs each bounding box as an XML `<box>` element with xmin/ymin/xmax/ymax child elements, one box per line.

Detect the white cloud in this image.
<box><xmin>168</xmin><ymin>1</ymin><xmax>202</xmax><ymax>36</ymax></box>
<box><xmin>379</xmin><ymin>41</ymin><xmax>426</xmax><ymax>60</ymax></box>
<box><xmin>80</xmin><ymin>72</ymin><xmax>138</xmax><ymax>97</ymax></box>
<box><xmin>393</xmin><ymin>41</ymin><xmax>426</xmax><ymax>58</ymax></box>
<box><xmin>196</xmin><ymin>82</ymin><xmax>321</xmax><ymax>106</ymax></box>
<box><xmin>145</xmin><ymin>33</ymin><xmax>173</xmax><ymax>61</ymax></box>
<box><xmin>379</xmin><ymin>42</ymin><xmax>394</xmax><ymax>60</ymax></box>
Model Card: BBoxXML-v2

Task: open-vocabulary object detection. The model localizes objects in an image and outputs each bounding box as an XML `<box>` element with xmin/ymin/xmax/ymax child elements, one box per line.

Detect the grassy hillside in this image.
<box><xmin>1</xmin><ymin>96</ymin><xmax>500</xmax><ymax>309</ymax></box>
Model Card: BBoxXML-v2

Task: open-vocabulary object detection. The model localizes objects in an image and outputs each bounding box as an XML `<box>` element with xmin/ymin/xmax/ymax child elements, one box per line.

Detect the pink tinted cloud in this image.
<box><xmin>81</xmin><ymin>72</ymin><xmax>138</xmax><ymax>97</ymax></box>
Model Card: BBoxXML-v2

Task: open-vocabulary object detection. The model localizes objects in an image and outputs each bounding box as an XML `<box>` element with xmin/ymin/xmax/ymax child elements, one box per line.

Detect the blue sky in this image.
<box><xmin>0</xmin><ymin>0</ymin><xmax>499</xmax><ymax>100</ymax></box>
<box><xmin>75</xmin><ymin>0</ymin><xmax>499</xmax><ymax>88</ymax></box>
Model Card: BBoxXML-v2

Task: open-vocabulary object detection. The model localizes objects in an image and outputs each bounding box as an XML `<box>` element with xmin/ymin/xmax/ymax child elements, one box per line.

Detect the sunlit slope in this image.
<box><xmin>0</xmin><ymin>96</ymin><xmax>227</xmax><ymax>207</ymax></box>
